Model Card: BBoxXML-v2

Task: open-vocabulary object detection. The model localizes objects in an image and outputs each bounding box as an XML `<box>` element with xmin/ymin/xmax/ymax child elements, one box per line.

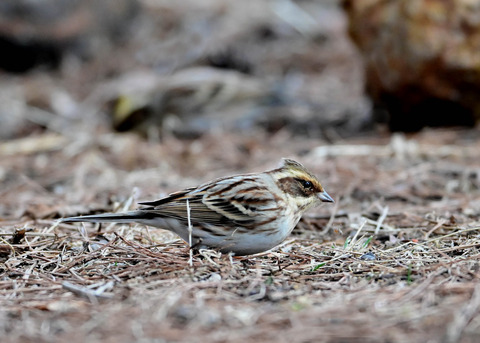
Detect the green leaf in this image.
<box><xmin>312</xmin><ymin>262</ymin><xmax>326</xmax><ymax>271</ymax></box>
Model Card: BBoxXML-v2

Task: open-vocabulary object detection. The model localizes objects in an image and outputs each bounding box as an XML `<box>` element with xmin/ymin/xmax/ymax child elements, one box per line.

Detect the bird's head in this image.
<box><xmin>273</xmin><ymin>158</ymin><xmax>334</xmax><ymax>211</ymax></box>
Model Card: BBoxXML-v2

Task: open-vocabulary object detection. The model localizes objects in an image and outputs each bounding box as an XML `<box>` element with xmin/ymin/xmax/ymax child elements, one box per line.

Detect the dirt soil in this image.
<box><xmin>2</xmin><ymin>129</ymin><xmax>480</xmax><ymax>343</ymax></box>
<box><xmin>1</xmin><ymin>1</ymin><xmax>480</xmax><ymax>343</ymax></box>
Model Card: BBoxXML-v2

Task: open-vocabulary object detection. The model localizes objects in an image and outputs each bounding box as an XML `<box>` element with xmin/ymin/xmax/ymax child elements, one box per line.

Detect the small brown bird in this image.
<box><xmin>63</xmin><ymin>159</ymin><xmax>333</xmax><ymax>255</ymax></box>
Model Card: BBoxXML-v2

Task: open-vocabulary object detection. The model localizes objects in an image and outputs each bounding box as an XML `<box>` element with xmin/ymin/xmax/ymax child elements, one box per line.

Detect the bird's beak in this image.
<box><xmin>318</xmin><ymin>191</ymin><xmax>334</xmax><ymax>203</ymax></box>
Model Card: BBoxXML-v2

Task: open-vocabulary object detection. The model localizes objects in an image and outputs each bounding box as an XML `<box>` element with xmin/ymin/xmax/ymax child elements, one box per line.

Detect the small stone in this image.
<box><xmin>360</xmin><ymin>252</ymin><xmax>376</xmax><ymax>261</ymax></box>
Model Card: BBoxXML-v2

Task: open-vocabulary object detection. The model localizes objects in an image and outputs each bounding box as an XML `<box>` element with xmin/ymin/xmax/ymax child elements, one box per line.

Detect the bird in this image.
<box><xmin>62</xmin><ymin>159</ymin><xmax>334</xmax><ymax>255</ymax></box>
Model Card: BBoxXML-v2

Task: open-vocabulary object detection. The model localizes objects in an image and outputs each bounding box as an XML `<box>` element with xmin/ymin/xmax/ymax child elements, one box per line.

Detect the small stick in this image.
<box><xmin>186</xmin><ymin>199</ymin><xmax>193</xmax><ymax>267</ymax></box>
<box><xmin>0</xmin><ymin>232</ymin><xmax>56</xmax><ymax>238</ymax></box>
<box><xmin>374</xmin><ymin>205</ymin><xmax>389</xmax><ymax>235</ymax></box>
<box><xmin>424</xmin><ymin>219</ymin><xmax>447</xmax><ymax>239</ymax></box>
<box><xmin>322</xmin><ymin>198</ymin><xmax>339</xmax><ymax>235</ymax></box>
<box><xmin>444</xmin><ymin>284</ymin><xmax>480</xmax><ymax>343</ymax></box>
<box><xmin>62</xmin><ymin>281</ymin><xmax>113</xmax><ymax>302</ymax></box>
<box><xmin>347</xmin><ymin>219</ymin><xmax>367</xmax><ymax>251</ymax></box>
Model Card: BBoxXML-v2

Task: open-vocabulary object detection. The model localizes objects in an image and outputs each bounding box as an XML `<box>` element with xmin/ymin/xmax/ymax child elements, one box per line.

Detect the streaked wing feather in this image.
<box><xmin>202</xmin><ymin>176</ymin><xmax>278</xmax><ymax>223</ymax></box>
<box><xmin>136</xmin><ymin>175</ymin><xmax>278</xmax><ymax>226</ymax></box>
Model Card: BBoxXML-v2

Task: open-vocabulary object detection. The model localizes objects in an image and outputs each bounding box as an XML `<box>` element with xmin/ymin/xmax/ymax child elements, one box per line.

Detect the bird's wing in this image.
<box><xmin>201</xmin><ymin>175</ymin><xmax>280</xmax><ymax>224</ymax></box>
<box><xmin>137</xmin><ymin>175</ymin><xmax>279</xmax><ymax>225</ymax></box>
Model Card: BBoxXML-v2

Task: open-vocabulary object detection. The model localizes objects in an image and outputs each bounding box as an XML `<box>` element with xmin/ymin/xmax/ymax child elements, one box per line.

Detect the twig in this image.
<box><xmin>438</xmin><ymin>243</ymin><xmax>480</xmax><ymax>253</ymax></box>
<box><xmin>424</xmin><ymin>219</ymin><xmax>447</xmax><ymax>239</ymax></box>
<box><xmin>322</xmin><ymin>198</ymin><xmax>340</xmax><ymax>235</ymax></box>
<box><xmin>0</xmin><ymin>133</ymin><xmax>67</xmax><ymax>156</ymax></box>
<box><xmin>383</xmin><ymin>226</ymin><xmax>480</xmax><ymax>253</ymax></box>
<box><xmin>346</xmin><ymin>220</ymin><xmax>367</xmax><ymax>251</ymax></box>
<box><xmin>443</xmin><ymin>284</ymin><xmax>480</xmax><ymax>343</ymax></box>
<box><xmin>0</xmin><ymin>236</ymin><xmax>15</xmax><ymax>256</ymax></box>
<box><xmin>374</xmin><ymin>206</ymin><xmax>389</xmax><ymax>235</ymax></box>
<box><xmin>187</xmin><ymin>199</ymin><xmax>193</xmax><ymax>267</ymax></box>
<box><xmin>0</xmin><ymin>232</ymin><xmax>57</xmax><ymax>238</ymax></box>
<box><xmin>62</xmin><ymin>281</ymin><xmax>114</xmax><ymax>302</ymax></box>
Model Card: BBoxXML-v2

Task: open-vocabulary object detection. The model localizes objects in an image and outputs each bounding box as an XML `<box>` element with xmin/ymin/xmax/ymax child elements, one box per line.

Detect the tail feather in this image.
<box><xmin>62</xmin><ymin>211</ymin><xmax>145</xmax><ymax>224</ymax></box>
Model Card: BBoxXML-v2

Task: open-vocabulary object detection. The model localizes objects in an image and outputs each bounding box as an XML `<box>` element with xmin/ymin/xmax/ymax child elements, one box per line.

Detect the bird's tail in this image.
<box><xmin>62</xmin><ymin>211</ymin><xmax>146</xmax><ymax>224</ymax></box>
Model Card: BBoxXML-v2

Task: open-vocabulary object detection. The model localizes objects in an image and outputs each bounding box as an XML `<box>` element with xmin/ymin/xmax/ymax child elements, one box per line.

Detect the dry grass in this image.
<box><xmin>1</xmin><ymin>1</ymin><xmax>480</xmax><ymax>341</ymax></box>
<box><xmin>1</xmin><ymin>130</ymin><xmax>480</xmax><ymax>342</ymax></box>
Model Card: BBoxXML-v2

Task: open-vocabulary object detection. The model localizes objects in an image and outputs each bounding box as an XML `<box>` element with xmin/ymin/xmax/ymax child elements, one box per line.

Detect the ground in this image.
<box><xmin>1</xmin><ymin>1</ymin><xmax>480</xmax><ymax>342</ymax></box>
<box><xmin>2</xmin><ymin>129</ymin><xmax>480</xmax><ymax>342</ymax></box>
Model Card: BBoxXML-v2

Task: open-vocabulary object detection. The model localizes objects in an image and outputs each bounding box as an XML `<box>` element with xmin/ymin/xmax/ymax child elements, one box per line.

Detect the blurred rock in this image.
<box><xmin>0</xmin><ymin>0</ymin><xmax>140</xmax><ymax>73</ymax></box>
<box><xmin>106</xmin><ymin>1</ymin><xmax>370</xmax><ymax>139</ymax></box>
<box><xmin>0</xmin><ymin>1</ymin><xmax>370</xmax><ymax>140</ymax></box>
<box><xmin>343</xmin><ymin>0</ymin><xmax>480</xmax><ymax>131</ymax></box>
<box><xmin>108</xmin><ymin>67</ymin><xmax>272</xmax><ymax>138</ymax></box>
<box><xmin>107</xmin><ymin>65</ymin><xmax>370</xmax><ymax>140</ymax></box>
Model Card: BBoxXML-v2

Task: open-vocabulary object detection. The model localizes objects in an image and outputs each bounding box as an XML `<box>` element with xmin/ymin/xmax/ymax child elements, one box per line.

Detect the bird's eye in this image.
<box><xmin>301</xmin><ymin>180</ymin><xmax>313</xmax><ymax>189</ymax></box>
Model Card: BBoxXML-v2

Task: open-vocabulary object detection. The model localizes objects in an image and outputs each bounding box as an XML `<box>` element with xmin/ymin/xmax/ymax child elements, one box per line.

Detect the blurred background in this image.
<box><xmin>0</xmin><ymin>0</ymin><xmax>369</xmax><ymax>139</ymax></box>
<box><xmin>2</xmin><ymin>0</ymin><xmax>480</xmax><ymax>140</ymax></box>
